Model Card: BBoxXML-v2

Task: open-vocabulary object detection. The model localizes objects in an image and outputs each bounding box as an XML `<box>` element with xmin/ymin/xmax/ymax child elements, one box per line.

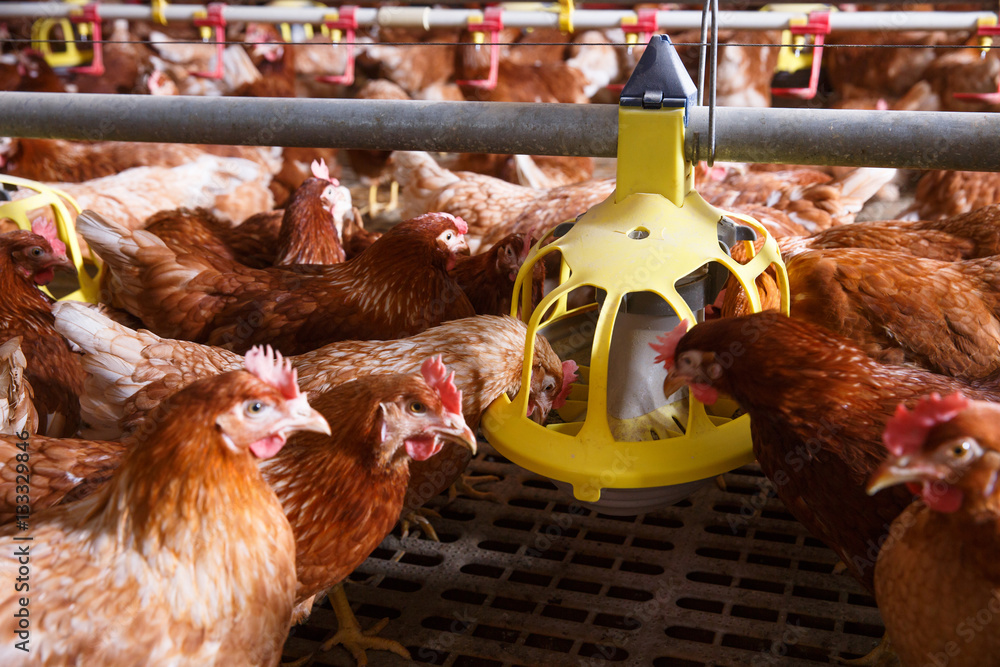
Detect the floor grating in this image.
<box><xmin>282</xmin><ymin>445</ymin><xmax>884</xmax><ymax>667</ymax></box>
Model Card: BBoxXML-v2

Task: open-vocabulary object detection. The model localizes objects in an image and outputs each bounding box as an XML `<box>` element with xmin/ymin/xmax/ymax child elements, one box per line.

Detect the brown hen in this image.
<box><xmin>145</xmin><ymin>160</ymin><xmax>349</xmax><ymax>268</ymax></box>
<box><xmin>80</xmin><ymin>210</ymin><xmax>475</xmax><ymax>354</ymax></box>
<box><xmin>55</xmin><ymin>303</ymin><xmax>573</xmax><ymax>540</ymax></box>
<box><xmin>0</xmin><ymin>352</ymin><xmax>329</xmax><ymax>666</ymax></box>
<box><xmin>393</xmin><ymin>150</ymin><xmax>614</xmax><ymax>253</ymax></box>
<box><xmin>451</xmin><ymin>232</ymin><xmax>543</xmax><ymax>317</ymax></box>
<box><xmin>0</xmin><ymin>229</ymin><xmax>81</xmax><ymax>437</ymax></box>
<box><xmin>867</xmin><ymin>394</ymin><xmax>1000</xmax><ymax>667</ymax></box>
<box><xmin>658</xmin><ymin>312</ymin><xmax>1000</xmax><ymax>591</ymax></box>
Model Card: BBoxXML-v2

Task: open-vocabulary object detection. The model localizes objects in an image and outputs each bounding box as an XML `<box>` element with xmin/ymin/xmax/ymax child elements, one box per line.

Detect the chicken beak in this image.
<box><xmin>439</xmin><ymin>413</ymin><xmax>478</xmax><ymax>455</ymax></box>
<box><xmin>867</xmin><ymin>455</ymin><xmax>945</xmax><ymax>496</ymax></box>
<box><xmin>662</xmin><ymin>368</ymin><xmax>688</xmax><ymax>401</ymax></box>
<box><xmin>279</xmin><ymin>395</ymin><xmax>332</xmax><ymax>437</ymax></box>
<box><xmin>50</xmin><ymin>253</ymin><xmax>76</xmax><ymax>273</ymax></box>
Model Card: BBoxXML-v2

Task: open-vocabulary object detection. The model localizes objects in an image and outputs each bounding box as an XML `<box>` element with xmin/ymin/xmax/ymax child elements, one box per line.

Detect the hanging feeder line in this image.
<box><xmin>1</xmin><ymin>4</ymin><xmax>998</xmax><ymax>32</ymax></box>
<box><xmin>1</xmin><ymin>92</ymin><xmax>999</xmax><ymax>172</ymax></box>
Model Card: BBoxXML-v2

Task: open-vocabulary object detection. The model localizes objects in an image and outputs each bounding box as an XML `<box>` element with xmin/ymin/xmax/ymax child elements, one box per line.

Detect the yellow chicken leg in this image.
<box><xmin>399</xmin><ymin>507</ymin><xmax>441</xmax><ymax>542</ymax></box>
<box><xmin>837</xmin><ymin>632</ymin><xmax>899</xmax><ymax>666</ymax></box>
<box><xmin>321</xmin><ymin>583</ymin><xmax>410</xmax><ymax>665</ymax></box>
<box><xmin>448</xmin><ymin>472</ymin><xmax>501</xmax><ymax>502</ymax></box>
<box><xmin>386</xmin><ymin>180</ymin><xmax>399</xmax><ymax>212</ymax></box>
<box><xmin>283</xmin><ymin>585</ymin><xmax>410</xmax><ymax>667</ymax></box>
<box><xmin>367</xmin><ymin>184</ymin><xmax>380</xmax><ymax>217</ymax></box>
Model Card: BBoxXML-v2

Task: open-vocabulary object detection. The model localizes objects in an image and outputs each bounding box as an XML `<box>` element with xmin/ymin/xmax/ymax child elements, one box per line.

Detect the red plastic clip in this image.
<box><xmin>953</xmin><ymin>17</ymin><xmax>1000</xmax><ymax>103</ymax></box>
<box><xmin>70</xmin><ymin>3</ymin><xmax>104</xmax><ymax>76</ymax></box>
<box><xmin>317</xmin><ymin>6</ymin><xmax>358</xmax><ymax>85</ymax></box>
<box><xmin>456</xmin><ymin>7</ymin><xmax>504</xmax><ymax>90</ymax></box>
<box><xmin>607</xmin><ymin>8</ymin><xmax>659</xmax><ymax>91</ymax></box>
<box><xmin>624</xmin><ymin>8</ymin><xmax>658</xmax><ymax>46</ymax></box>
<box><xmin>772</xmin><ymin>11</ymin><xmax>831</xmax><ymax>100</ymax></box>
<box><xmin>192</xmin><ymin>3</ymin><xmax>226</xmax><ymax>79</ymax></box>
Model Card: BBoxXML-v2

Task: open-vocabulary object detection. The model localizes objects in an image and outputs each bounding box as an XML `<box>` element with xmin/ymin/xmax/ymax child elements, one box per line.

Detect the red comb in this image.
<box><xmin>450</xmin><ymin>214</ymin><xmax>469</xmax><ymax>235</ymax></box>
<box><xmin>649</xmin><ymin>319</ymin><xmax>691</xmax><ymax>369</ymax></box>
<box><xmin>519</xmin><ymin>234</ymin><xmax>533</xmax><ymax>260</ymax></box>
<box><xmin>551</xmin><ymin>360</ymin><xmax>578</xmax><ymax>410</ymax></box>
<box><xmin>244</xmin><ymin>346</ymin><xmax>300</xmax><ymax>400</ymax></box>
<box><xmin>883</xmin><ymin>393</ymin><xmax>970</xmax><ymax>456</ymax></box>
<box><xmin>421</xmin><ymin>355</ymin><xmax>463</xmax><ymax>417</ymax></box>
<box><xmin>31</xmin><ymin>220</ymin><xmax>67</xmax><ymax>258</ymax></box>
<box><xmin>311</xmin><ymin>159</ymin><xmax>338</xmax><ymax>185</ymax></box>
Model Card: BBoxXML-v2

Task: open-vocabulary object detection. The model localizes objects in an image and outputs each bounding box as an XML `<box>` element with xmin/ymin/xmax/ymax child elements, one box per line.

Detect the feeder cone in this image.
<box><xmin>481</xmin><ymin>35</ymin><xmax>789</xmax><ymax>514</ymax></box>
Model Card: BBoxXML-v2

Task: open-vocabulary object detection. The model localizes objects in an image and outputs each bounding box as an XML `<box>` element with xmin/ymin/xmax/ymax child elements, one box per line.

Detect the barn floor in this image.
<box><xmin>281</xmin><ymin>449</ymin><xmax>885</xmax><ymax>667</ymax></box>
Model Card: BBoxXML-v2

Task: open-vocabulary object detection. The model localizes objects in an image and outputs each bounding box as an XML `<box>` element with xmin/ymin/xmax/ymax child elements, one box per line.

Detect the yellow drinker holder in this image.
<box><xmin>482</xmin><ymin>35</ymin><xmax>789</xmax><ymax>514</ymax></box>
<box><xmin>0</xmin><ymin>176</ymin><xmax>101</xmax><ymax>303</ymax></box>
<box><xmin>30</xmin><ymin>0</ymin><xmax>93</xmax><ymax>69</ymax></box>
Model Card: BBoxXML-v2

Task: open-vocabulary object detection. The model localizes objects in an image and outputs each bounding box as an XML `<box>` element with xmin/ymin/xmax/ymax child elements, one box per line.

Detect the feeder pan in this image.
<box><xmin>0</xmin><ymin>175</ymin><xmax>102</xmax><ymax>303</ymax></box>
<box><xmin>481</xmin><ymin>35</ymin><xmax>789</xmax><ymax>515</ymax></box>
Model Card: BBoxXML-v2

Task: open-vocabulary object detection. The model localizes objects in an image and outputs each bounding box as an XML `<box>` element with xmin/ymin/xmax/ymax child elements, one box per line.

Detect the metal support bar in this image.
<box><xmin>0</xmin><ymin>4</ymin><xmax>995</xmax><ymax>33</ymax></box>
<box><xmin>0</xmin><ymin>93</ymin><xmax>997</xmax><ymax>172</ymax></box>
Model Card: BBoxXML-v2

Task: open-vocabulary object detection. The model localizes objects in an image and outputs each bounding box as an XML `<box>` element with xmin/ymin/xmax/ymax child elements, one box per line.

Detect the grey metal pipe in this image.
<box><xmin>689</xmin><ymin>107</ymin><xmax>999</xmax><ymax>172</ymax></box>
<box><xmin>0</xmin><ymin>93</ymin><xmax>997</xmax><ymax>172</ymax></box>
<box><xmin>0</xmin><ymin>92</ymin><xmax>617</xmax><ymax>157</ymax></box>
<box><xmin>0</xmin><ymin>3</ymin><xmax>993</xmax><ymax>32</ymax></box>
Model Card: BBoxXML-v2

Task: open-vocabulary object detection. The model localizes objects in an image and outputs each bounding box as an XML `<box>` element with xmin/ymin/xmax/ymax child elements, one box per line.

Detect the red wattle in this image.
<box><xmin>922</xmin><ymin>481</ymin><xmax>964</xmax><ymax>513</ymax></box>
<box><xmin>691</xmin><ymin>383</ymin><xmax>719</xmax><ymax>405</ymax></box>
<box><xmin>34</xmin><ymin>267</ymin><xmax>55</xmax><ymax>286</ymax></box>
<box><xmin>249</xmin><ymin>434</ymin><xmax>287</xmax><ymax>459</ymax></box>
<box><xmin>405</xmin><ymin>437</ymin><xmax>444</xmax><ymax>461</ymax></box>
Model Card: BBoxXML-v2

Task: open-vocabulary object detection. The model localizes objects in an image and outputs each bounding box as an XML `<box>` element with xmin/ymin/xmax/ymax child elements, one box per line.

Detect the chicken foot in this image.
<box><xmin>322</xmin><ymin>583</ymin><xmax>410</xmax><ymax>665</ymax></box>
<box><xmin>837</xmin><ymin>633</ymin><xmax>900</xmax><ymax>667</ymax></box>
<box><xmin>398</xmin><ymin>507</ymin><xmax>442</xmax><ymax>541</ymax></box>
<box><xmin>447</xmin><ymin>473</ymin><xmax>501</xmax><ymax>502</ymax></box>
<box><xmin>286</xmin><ymin>584</ymin><xmax>410</xmax><ymax>667</ymax></box>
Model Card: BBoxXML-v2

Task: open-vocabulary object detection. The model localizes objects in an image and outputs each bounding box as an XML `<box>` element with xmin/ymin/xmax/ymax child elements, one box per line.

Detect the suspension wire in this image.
<box><xmin>3</xmin><ymin>37</ymin><xmax>995</xmax><ymax>51</ymax></box>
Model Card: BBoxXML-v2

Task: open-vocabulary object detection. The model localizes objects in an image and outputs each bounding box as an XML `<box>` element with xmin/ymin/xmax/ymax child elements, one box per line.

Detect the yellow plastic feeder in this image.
<box><xmin>481</xmin><ymin>35</ymin><xmax>789</xmax><ymax>514</ymax></box>
<box><xmin>0</xmin><ymin>176</ymin><xmax>101</xmax><ymax>303</ymax></box>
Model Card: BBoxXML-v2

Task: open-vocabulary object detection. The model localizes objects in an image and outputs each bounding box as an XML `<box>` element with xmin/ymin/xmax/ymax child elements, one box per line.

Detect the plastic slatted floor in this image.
<box><xmin>282</xmin><ymin>445</ymin><xmax>884</xmax><ymax>666</ymax></box>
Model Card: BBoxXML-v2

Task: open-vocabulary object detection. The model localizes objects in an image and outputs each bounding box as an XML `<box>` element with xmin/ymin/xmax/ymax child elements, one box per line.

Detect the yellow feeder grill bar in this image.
<box><xmin>0</xmin><ymin>176</ymin><xmax>101</xmax><ymax>303</ymax></box>
<box><xmin>482</xmin><ymin>34</ymin><xmax>789</xmax><ymax>514</ymax></box>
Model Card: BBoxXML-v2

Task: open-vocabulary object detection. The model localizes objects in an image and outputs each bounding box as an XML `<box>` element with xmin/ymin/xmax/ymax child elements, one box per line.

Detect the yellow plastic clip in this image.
<box><xmin>976</xmin><ymin>15</ymin><xmax>998</xmax><ymax>59</ymax></box>
<box><xmin>194</xmin><ymin>11</ymin><xmax>212</xmax><ymax>42</ymax></box>
<box><xmin>468</xmin><ymin>11</ymin><xmax>486</xmax><ymax>45</ymax></box>
<box><xmin>622</xmin><ymin>15</ymin><xmax>639</xmax><ymax>46</ymax></box>
<box><xmin>0</xmin><ymin>176</ymin><xmax>102</xmax><ymax>303</ymax></box>
<box><xmin>152</xmin><ymin>0</ymin><xmax>168</xmax><ymax>26</ymax></box>
<box><xmin>270</xmin><ymin>0</ymin><xmax>320</xmax><ymax>43</ymax></box>
<box><xmin>558</xmin><ymin>0</ymin><xmax>575</xmax><ymax>34</ymax></box>
<box><xmin>321</xmin><ymin>12</ymin><xmax>342</xmax><ymax>42</ymax></box>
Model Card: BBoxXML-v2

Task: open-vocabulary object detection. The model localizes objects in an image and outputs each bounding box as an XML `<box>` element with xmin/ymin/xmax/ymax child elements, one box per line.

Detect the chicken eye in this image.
<box><xmin>544</xmin><ymin>382</ymin><xmax>555</xmax><ymax>393</ymax></box>
<box><xmin>445</xmin><ymin>232</ymin><xmax>453</xmax><ymax>241</ymax></box>
<box><xmin>952</xmin><ymin>441</ymin><xmax>972</xmax><ymax>457</ymax></box>
<box><xmin>29</xmin><ymin>247</ymin><xmax>42</xmax><ymax>257</ymax></box>
<box><xmin>244</xmin><ymin>400</ymin><xmax>268</xmax><ymax>417</ymax></box>
<box><xmin>409</xmin><ymin>401</ymin><xmax>426</xmax><ymax>414</ymax></box>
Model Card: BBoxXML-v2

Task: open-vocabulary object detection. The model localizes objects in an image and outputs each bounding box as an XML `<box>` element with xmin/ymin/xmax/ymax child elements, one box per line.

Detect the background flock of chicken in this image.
<box><xmin>1</xmin><ymin>2</ymin><xmax>1000</xmax><ymax>665</ymax></box>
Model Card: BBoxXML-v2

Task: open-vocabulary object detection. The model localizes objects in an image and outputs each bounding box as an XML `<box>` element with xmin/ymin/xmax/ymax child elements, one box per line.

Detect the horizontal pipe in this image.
<box><xmin>0</xmin><ymin>93</ymin><xmax>997</xmax><ymax>172</ymax></box>
<box><xmin>0</xmin><ymin>92</ymin><xmax>617</xmax><ymax>157</ymax></box>
<box><xmin>0</xmin><ymin>3</ymin><xmax>992</xmax><ymax>32</ymax></box>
